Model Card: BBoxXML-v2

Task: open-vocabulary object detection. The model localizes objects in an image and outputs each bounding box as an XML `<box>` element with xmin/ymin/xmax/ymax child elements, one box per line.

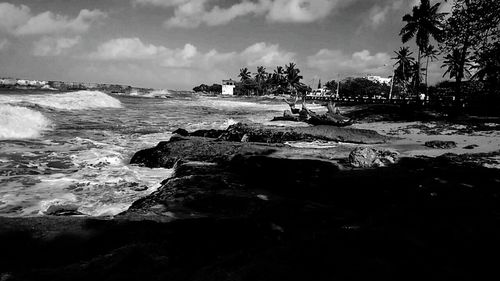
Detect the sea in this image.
<box><xmin>0</xmin><ymin>89</ymin><xmax>305</xmax><ymax>217</ymax></box>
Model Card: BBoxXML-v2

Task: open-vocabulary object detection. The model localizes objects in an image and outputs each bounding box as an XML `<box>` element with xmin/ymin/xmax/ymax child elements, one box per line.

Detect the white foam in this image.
<box><xmin>143</xmin><ymin>89</ymin><xmax>171</xmax><ymax>98</ymax></box>
<box><xmin>0</xmin><ymin>104</ymin><xmax>52</xmax><ymax>139</ymax></box>
<box><xmin>197</xmin><ymin>96</ymin><xmax>286</xmax><ymax>111</ymax></box>
<box><xmin>0</xmin><ymin>90</ymin><xmax>122</xmax><ymax>110</ymax></box>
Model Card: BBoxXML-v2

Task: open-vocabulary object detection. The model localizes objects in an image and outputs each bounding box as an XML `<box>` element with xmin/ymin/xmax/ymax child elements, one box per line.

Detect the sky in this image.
<box><xmin>0</xmin><ymin>0</ymin><xmax>453</xmax><ymax>90</ymax></box>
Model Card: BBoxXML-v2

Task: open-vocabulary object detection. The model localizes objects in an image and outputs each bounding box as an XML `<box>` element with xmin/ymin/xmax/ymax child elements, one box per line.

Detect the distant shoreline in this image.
<box><xmin>0</xmin><ymin>77</ymin><xmax>156</xmax><ymax>94</ymax></box>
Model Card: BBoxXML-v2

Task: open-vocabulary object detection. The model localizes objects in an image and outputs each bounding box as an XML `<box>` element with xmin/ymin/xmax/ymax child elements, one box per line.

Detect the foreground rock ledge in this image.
<box><xmin>2</xmin><ymin>150</ymin><xmax>499</xmax><ymax>280</ymax></box>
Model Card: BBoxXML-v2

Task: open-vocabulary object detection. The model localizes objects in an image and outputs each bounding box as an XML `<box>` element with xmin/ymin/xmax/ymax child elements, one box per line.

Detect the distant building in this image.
<box><xmin>222</xmin><ymin>79</ymin><xmax>236</xmax><ymax>96</ymax></box>
<box><xmin>365</xmin><ymin>75</ymin><xmax>392</xmax><ymax>85</ymax></box>
<box><xmin>308</xmin><ymin>87</ymin><xmax>330</xmax><ymax>96</ymax></box>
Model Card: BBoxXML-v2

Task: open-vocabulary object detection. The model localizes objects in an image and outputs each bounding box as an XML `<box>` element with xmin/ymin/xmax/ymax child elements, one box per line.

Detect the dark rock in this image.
<box><xmin>172</xmin><ymin>128</ymin><xmax>189</xmax><ymax>136</ymax></box>
<box><xmin>425</xmin><ymin>140</ymin><xmax>457</xmax><ymax>149</ymax></box>
<box><xmin>190</xmin><ymin>129</ymin><xmax>226</xmax><ymax>138</ymax></box>
<box><xmin>130</xmin><ymin>137</ymin><xmax>279</xmax><ymax>168</ymax></box>
<box><xmin>43</xmin><ymin>204</ymin><xmax>83</xmax><ymax>216</ymax></box>
<box><xmin>348</xmin><ymin>147</ymin><xmax>399</xmax><ymax>168</ymax></box>
<box><xmin>173</xmin><ymin>128</ymin><xmax>225</xmax><ymax>139</ymax></box>
<box><xmin>218</xmin><ymin>123</ymin><xmax>391</xmax><ymax>144</ymax></box>
<box><xmin>464</xmin><ymin>144</ymin><xmax>479</xmax><ymax>150</ymax></box>
<box><xmin>169</xmin><ymin>134</ymin><xmax>188</xmax><ymax>142</ymax></box>
<box><xmin>2</xmin><ymin>150</ymin><xmax>500</xmax><ymax>280</ymax></box>
<box><xmin>271</xmin><ymin>115</ymin><xmax>300</xmax><ymax>122</ymax></box>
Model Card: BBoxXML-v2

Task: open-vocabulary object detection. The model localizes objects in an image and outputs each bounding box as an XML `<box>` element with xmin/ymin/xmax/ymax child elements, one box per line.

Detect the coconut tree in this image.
<box><xmin>254</xmin><ymin>66</ymin><xmax>268</xmax><ymax>95</ymax></box>
<box><xmin>238</xmin><ymin>67</ymin><xmax>255</xmax><ymax>95</ymax></box>
<box><xmin>442</xmin><ymin>49</ymin><xmax>472</xmax><ymax>82</ymax></box>
<box><xmin>392</xmin><ymin>47</ymin><xmax>416</xmax><ymax>94</ymax></box>
<box><xmin>273</xmin><ymin>66</ymin><xmax>284</xmax><ymax>85</ymax></box>
<box><xmin>238</xmin><ymin>67</ymin><xmax>251</xmax><ymax>81</ymax></box>
<box><xmin>284</xmin><ymin>63</ymin><xmax>303</xmax><ymax>97</ymax></box>
<box><xmin>400</xmin><ymin>0</ymin><xmax>446</xmax><ymax>88</ymax></box>
<box><xmin>422</xmin><ymin>44</ymin><xmax>440</xmax><ymax>88</ymax></box>
<box><xmin>472</xmin><ymin>42</ymin><xmax>500</xmax><ymax>93</ymax></box>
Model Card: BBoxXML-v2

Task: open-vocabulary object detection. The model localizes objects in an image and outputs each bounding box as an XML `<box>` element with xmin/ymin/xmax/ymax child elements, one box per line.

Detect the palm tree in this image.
<box><xmin>238</xmin><ymin>68</ymin><xmax>251</xmax><ymax>82</ymax></box>
<box><xmin>400</xmin><ymin>0</ymin><xmax>446</xmax><ymax>88</ymax></box>
<box><xmin>255</xmin><ymin>66</ymin><xmax>267</xmax><ymax>95</ymax></box>
<box><xmin>273</xmin><ymin>66</ymin><xmax>284</xmax><ymax>85</ymax></box>
<box><xmin>284</xmin><ymin>63</ymin><xmax>303</xmax><ymax>97</ymax></box>
<box><xmin>472</xmin><ymin>42</ymin><xmax>500</xmax><ymax>91</ymax></box>
<box><xmin>441</xmin><ymin>49</ymin><xmax>472</xmax><ymax>82</ymax></box>
<box><xmin>392</xmin><ymin>47</ymin><xmax>415</xmax><ymax>94</ymax></box>
<box><xmin>422</xmin><ymin>44</ymin><xmax>440</xmax><ymax>88</ymax></box>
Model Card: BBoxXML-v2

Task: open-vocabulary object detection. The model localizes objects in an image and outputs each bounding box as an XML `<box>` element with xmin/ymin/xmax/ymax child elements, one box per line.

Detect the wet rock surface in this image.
<box><xmin>130</xmin><ymin>135</ymin><xmax>281</xmax><ymax>168</ymax></box>
<box><xmin>2</xmin><ymin>147</ymin><xmax>500</xmax><ymax>280</ymax></box>
<box><xmin>172</xmin><ymin>123</ymin><xmax>392</xmax><ymax>144</ymax></box>
<box><xmin>3</xmin><ymin>130</ymin><xmax>500</xmax><ymax>281</ymax></box>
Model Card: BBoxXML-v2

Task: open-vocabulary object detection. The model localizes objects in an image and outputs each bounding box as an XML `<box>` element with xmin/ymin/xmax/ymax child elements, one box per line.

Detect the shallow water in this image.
<box><xmin>0</xmin><ymin>90</ymin><xmax>291</xmax><ymax>217</ymax></box>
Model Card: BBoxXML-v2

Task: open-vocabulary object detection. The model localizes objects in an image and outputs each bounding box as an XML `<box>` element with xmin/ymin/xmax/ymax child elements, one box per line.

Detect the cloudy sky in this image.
<box><xmin>0</xmin><ymin>0</ymin><xmax>451</xmax><ymax>89</ymax></box>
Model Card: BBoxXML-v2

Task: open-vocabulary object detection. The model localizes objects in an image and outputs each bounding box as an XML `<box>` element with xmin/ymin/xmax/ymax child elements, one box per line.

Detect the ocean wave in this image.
<box><xmin>0</xmin><ymin>90</ymin><xmax>122</xmax><ymax>110</ymax></box>
<box><xmin>0</xmin><ymin>104</ymin><xmax>52</xmax><ymax>139</ymax></box>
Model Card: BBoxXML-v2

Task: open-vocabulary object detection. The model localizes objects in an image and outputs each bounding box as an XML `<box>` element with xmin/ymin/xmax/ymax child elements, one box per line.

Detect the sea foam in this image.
<box><xmin>0</xmin><ymin>90</ymin><xmax>122</xmax><ymax>110</ymax></box>
<box><xmin>0</xmin><ymin>104</ymin><xmax>51</xmax><ymax>139</ymax></box>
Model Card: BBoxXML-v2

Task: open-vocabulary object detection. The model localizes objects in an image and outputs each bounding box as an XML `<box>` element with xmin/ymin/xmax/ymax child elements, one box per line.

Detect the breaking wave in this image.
<box><xmin>0</xmin><ymin>104</ymin><xmax>52</xmax><ymax>139</ymax></box>
<box><xmin>0</xmin><ymin>90</ymin><xmax>122</xmax><ymax>110</ymax></box>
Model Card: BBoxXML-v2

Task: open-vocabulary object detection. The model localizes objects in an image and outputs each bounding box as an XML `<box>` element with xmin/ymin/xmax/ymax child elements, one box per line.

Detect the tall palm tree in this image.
<box><xmin>238</xmin><ymin>68</ymin><xmax>251</xmax><ymax>81</ymax></box>
<box><xmin>422</xmin><ymin>44</ymin><xmax>440</xmax><ymax>88</ymax></box>
<box><xmin>255</xmin><ymin>66</ymin><xmax>267</xmax><ymax>83</ymax></box>
<box><xmin>284</xmin><ymin>63</ymin><xmax>303</xmax><ymax>96</ymax></box>
<box><xmin>442</xmin><ymin>49</ymin><xmax>472</xmax><ymax>82</ymax></box>
<box><xmin>400</xmin><ymin>0</ymin><xmax>446</xmax><ymax>88</ymax></box>
<box><xmin>392</xmin><ymin>47</ymin><xmax>415</xmax><ymax>93</ymax></box>
<box><xmin>255</xmin><ymin>66</ymin><xmax>267</xmax><ymax>95</ymax></box>
<box><xmin>273</xmin><ymin>66</ymin><xmax>284</xmax><ymax>85</ymax></box>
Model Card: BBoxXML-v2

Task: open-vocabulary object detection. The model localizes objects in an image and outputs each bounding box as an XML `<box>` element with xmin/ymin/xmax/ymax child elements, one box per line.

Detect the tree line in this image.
<box><xmin>393</xmin><ymin>0</ymin><xmax>500</xmax><ymax>97</ymax></box>
<box><xmin>193</xmin><ymin>63</ymin><xmax>394</xmax><ymax>98</ymax></box>
<box><xmin>194</xmin><ymin>0</ymin><xmax>499</xmax><ymax>99</ymax></box>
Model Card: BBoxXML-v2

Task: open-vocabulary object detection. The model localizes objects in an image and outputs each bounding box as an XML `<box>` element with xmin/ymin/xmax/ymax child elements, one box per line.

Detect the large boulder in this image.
<box><xmin>348</xmin><ymin>147</ymin><xmax>399</xmax><ymax>168</ymax></box>
<box><xmin>130</xmin><ymin>136</ymin><xmax>280</xmax><ymax>168</ymax></box>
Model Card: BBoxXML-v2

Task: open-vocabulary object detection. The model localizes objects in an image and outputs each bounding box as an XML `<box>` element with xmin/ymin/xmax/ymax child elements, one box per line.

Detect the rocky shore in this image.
<box><xmin>1</xmin><ymin>123</ymin><xmax>500</xmax><ymax>280</ymax></box>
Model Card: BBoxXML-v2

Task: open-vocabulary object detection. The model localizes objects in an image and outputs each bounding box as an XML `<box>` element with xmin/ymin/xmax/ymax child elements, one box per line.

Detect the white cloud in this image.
<box><xmin>90</xmin><ymin>38</ymin><xmax>295</xmax><ymax>69</ymax></box>
<box><xmin>89</xmin><ymin>38</ymin><xmax>167</xmax><ymax>60</ymax></box>
<box><xmin>240</xmin><ymin>42</ymin><xmax>296</xmax><ymax>66</ymax></box>
<box><xmin>367</xmin><ymin>0</ymin><xmax>404</xmax><ymax>27</ymax></box>
<box><xmin>32</xmin><ymin>36</ymin><xmax>81</xmax><ymax>56</ymax></box>
<box><xmin>0</xmin><ymin>3</ymin><xmax>31</xmax><ymax>33</ymax></box>
<box><xmin>132</xmin><ymin>0</ymin><xmax>192</xmax><ymax>7</ymax></box>
<box><xmin>266</xmin><ymin>0</ymin><xmax>339</xmax><ymax>23</ymax></box>
<box><xmin>0</xmin><ymin>3</ymin><xmax>106</xmax><ymax>36</ymax></box>
<box><xmin>307</xmin><ymin>49</ymin><xmax>391</xmax><ymax>76</ymax></box>
<box><xmin>364</xmin><ymin>0</ymin><xmax>450</xmax><ymax>28</ymax></box>
<box><xmin>136</xmin><ymin>0</ymin><xmax>344</xmax><ymax>28</ymax></box>
<box><xmin>87</xmin><ymin>37</ymin><xmax>297</xmax><ymax>89</ymax></box>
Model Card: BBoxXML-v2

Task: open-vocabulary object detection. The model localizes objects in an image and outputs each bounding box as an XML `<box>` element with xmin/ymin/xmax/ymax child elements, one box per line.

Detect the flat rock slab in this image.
<box><xmin>130</xmin><ymin>136</ymin><xmax>280</xmax><ymax>168</ymax></box>
<box><xmin>179</xmin><ymin>123</ymin><xmax>393</xmax><ymax>145</ymax></box>
<box><xmin>130</xmin><ymin>135</ymin><xmax>351</xmax><ymax>169</ymax></box>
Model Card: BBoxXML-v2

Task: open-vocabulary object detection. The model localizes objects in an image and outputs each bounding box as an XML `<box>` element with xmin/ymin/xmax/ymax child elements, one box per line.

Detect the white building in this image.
<box><xmin>365</xmin><ymin>75</ymin><xmax>392</xmax><ymax>85</ymax></box>
<box><xmin>222</xmin><ymin>79</ymin><xmax>236</xmax><ymax>96</ymax></box>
